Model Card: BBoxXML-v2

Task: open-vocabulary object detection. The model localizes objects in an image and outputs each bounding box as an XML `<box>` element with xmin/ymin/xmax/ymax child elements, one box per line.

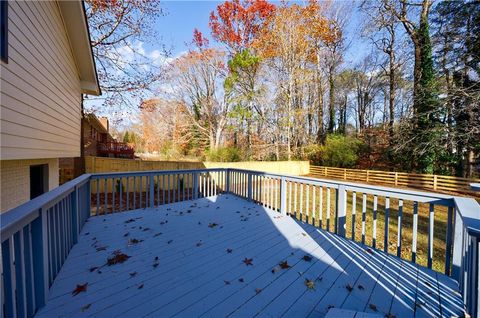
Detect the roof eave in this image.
<box><xmin>57</xmin><ymin>0</ymin><xmax>101</xmax><ymax>96</ymax></box>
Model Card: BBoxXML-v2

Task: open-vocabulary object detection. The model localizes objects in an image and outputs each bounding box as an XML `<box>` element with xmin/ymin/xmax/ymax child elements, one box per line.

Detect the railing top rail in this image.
<box><xmin>0</xmin><ymin>174</ymin><xmax>91</xmax><ymax>241</ymax></box>
<box><xmin>89</xmin><ymin>168</ymin><xmax>227</xmax><ymax>179</ymax></box>
<box><xmin>454</xmin><ymin>197</ymin><xmax>480</xmax><ymax>237</ymax></box>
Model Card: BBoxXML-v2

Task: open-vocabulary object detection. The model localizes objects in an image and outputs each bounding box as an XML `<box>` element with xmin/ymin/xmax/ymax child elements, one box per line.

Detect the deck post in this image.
<box><xmin>225</xmin><ymin>169</ymin><xmax>230</xmax><ymax>193</ymax></box>
<box><xmin>280</xmin><ymin>176</ymin><xmax>287</xmax><ymax>215</ymax></box>
<box><xmin>336</xmin><ymin>185</ymin><xmax>346</xmax><ymax>237</ymax></box>
<box><xmin>31</xmin><ymin>208</ymin><xmax>49</xmax><ymax>309</ymax></box>
<box><xmin>451</xmin><ymin>209</ymin><xmax>464</xmax><ymax>281</ymax></box>
<box><xmin>193</xmin><ymin>172</ymin><xmax>199</xmax><ymax>199</ymax></box>
<box><xmin>149</xmin><ymin>174</ymin><xmax>155</xmax><ymax>208</ymax></box>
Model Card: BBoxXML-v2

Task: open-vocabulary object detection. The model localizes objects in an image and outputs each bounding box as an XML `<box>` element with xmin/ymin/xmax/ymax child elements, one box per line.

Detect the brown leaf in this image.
<box><xmin>358</xmin><ymin>284</ymin><xmax>365</xmax><ymax>290</ymax></box>
<box><xmin>238</xmin><ymin>278</ymin><xmax>244</xmax><ymax>283</ymax></box>
<box><xmin>346</xmin><ymin>284</ymin><xmax>353</xmax><ymax>292</ymax></box>
<box><xmin>81</xmin><ymin>303</ymin><xmax>92</xmax><ymax>312</ymax></box>
<box><xmin>366</xmin><ymin>248</ymin><xmax>374</xmax><ymax>255</ymax></box>
<box><xmin>224</xmin><ymin>280</ymin><xmax>231</xmax><ymax>285</ymax></box>
<box><xmin>155</xmin><ymin>256</ymin><xmax>159</xmax><ymax>261</ymax></box>
<box><xmin>302</xmin><ymin>255</ymin><xmax>313</xmax><ymax>262</ymax></box>
<box><xmin>243</xmin><ymin>258</ymin><xmax>253</xmax><ymax>266</ymax></box>
<box><xmin>226</xmin><ymin>248</ymin><xmax>233</xmax><ymax>253</ymax></box>
<box><xmin>255</xmin><ymin>288</ymin><xmax>262</xmax><ymax>294</ymax></box>
<box><xmin>89</xmin><ymin>266</ymin><xmax>98</xmax><ymax>272</ymax></box>
<box><xmin>124</xmin><ymin>232</ymin><xmax>130</xmax><ymax>237</ymax></box>
<box><xmin>305</xmin><ymin>279</ymin><xmax>315</xmax><ymax>290</ymax></box>
<box><xmin>369</xmin><ymin>303</ymin><xmax>377</xmax><ymax>311</ymax></box>
<box><xmin>301</xmin><ymin>233</ymin><xmax>307</xmax><ymax>237</ymax></box>
<box><xmin>167</xmin><ymin>240</ymin><xmax>173</xmax><ymax>244</ymax></box>
<box><xmin>138</xmin><ymin>284</ymin><xmax>144</xmax><ymax>289</ymax></box>
<box><xmin>96</xmin><ymin>246</ymin><xmax>107</xmax><ymax>252</ymax></box>
<box><xmin>128</xmin><ymin>238</ymin><xmax>143</xmax><ymax>245</ymax></box>
<box><xmin>107</xmin><ymin>251</ymin><xmax>130</xmax><ymax>266</ymax></box>
<box><xmin>72</xmin><ymin>283</ymin><xmax>88</xmax><ymax>296</ymax></box>
<box><xmin>125</xmin><ymin>219</ymin><xmax>136</xmax><ymax>224</ymax></box>
<box><xmin>196</xmin><ymin>241</ymin><xmax>203</xmax><ymax>247</ymax></box>
<box><xmin>129</xmin><ymin>272</ymin><xmax>137</xmax><ymax>277</ymax></box>
<box><xmin>279</xmin><ymin>261</ymin><xmax>291</xmax><ymax>269</ymax></box>
<box><xmin>208</xmin><ymin>223</ymin><xmax>219</xmax><ymax>228</ymax></box>
<box><xmin>153</xmin><ymin>232</ymin><xmax>162</xmax><ymax>237</ymax></box>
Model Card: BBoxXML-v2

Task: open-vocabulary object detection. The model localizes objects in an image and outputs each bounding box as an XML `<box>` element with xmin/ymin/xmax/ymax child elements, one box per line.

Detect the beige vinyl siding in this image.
<box><xmin>0</xmin><ymin>1</ymin><xmax>82</xmax><ymax>160</ymax></box>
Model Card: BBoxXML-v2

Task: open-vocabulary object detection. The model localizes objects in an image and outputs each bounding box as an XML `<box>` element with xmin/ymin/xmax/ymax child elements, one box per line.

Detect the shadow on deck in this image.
<box><xmin>35</xmin><ymin>194</ymin><xmax>464</xmax><ymax>318</ymax></box>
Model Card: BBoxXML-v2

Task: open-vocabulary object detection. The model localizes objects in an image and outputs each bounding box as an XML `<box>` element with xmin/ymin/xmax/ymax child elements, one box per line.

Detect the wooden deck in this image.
<box><xmin>35</xmin><ymin>194</ymin><xmax>464</xmax><ymax>318</ymax></box>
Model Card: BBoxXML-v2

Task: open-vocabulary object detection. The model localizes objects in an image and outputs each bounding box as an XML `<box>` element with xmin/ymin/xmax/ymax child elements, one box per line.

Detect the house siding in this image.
<box><xmin>0</xmin><ymin>0</ymin><xmax>82</xmax><ymax>160</ymax></box>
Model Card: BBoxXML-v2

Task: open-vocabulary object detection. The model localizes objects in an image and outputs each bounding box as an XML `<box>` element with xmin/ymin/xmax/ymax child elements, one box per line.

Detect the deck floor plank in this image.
<box><xmin>35</xmin><ymin>194</ymin><xmax>464</xmax><ymax>318</ymax></box>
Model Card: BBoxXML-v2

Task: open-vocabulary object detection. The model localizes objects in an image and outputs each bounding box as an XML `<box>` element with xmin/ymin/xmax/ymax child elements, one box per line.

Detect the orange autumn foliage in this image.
<box><xmin>209</xmin><ymin>0</ymin><xmax>276</xmax><ymax>51</ymax></box>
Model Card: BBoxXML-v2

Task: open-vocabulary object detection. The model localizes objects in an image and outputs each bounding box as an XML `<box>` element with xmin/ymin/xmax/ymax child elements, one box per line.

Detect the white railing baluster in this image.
<box><xmin>372</xmin><ymin>195</ymin><xmax>378</xmax><ymax>249</ymax></box>
<box><xmin>412</xmin><ymin>201</ymin><xmax>419</xmax><ymax>263</ymax></box>
<box><xmin>319</xmin><ymin>187</ymin><xmax>323</xmax><ymax>228</ymax></box>
<box><xmin>362</xmin><ymin>193</ymin><xmax>367</xmax><ymax>244</ymax></box>
<box><xmin>326</xmin><ymin>188</ymin><xmax>331</xmax><ymax>231</ymax></box>
<box><xmin>428</xmin><ymin>203</ymin><xmax>434</xmax><ymax>269</ymax></box>
<box><xmin>351</xmin><ymin>192</ymin><xmax>356</xmax><ymax>241</ymax></box>
<box><xmin>384</xmin><ymin>197</ymin><xmax>390</xmax><ymax>253</ymax></box>
<box><xmin>397</xmin><ymin>199</ymin><xmax>403</xmax><ymax>258</ymax></box>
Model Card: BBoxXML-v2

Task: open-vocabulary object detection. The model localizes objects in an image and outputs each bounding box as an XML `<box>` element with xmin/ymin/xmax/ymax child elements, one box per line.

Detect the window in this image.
<box><xmin>1</xmin><ymin>0</ymin><xmax>7</xmax><ymax>63</ymax></box>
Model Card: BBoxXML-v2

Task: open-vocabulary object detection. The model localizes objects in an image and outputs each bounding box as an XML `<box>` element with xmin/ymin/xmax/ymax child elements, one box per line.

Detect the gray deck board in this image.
<box><xmin>35</xmin><ymin>194</ymin><xmax>465</xmax><ymax>318</ymax></box>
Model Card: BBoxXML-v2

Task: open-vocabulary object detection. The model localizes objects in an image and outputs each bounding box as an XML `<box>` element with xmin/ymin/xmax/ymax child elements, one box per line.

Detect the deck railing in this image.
<box><xmin>1</xmin><ymin>168</ymin><xmax>479</xmax><ymax>318</ymax></box>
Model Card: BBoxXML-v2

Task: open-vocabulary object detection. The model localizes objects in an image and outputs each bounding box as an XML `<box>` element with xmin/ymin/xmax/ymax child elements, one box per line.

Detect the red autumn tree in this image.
<box><xmin>209</xmin><ymin>0</ymin><xmax>276</xmax><ymax>52</ymax></box>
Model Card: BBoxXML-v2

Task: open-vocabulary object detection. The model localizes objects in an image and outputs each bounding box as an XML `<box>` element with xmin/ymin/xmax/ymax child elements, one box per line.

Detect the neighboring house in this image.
<box><xmin>59</xmin><ymin>113</ymin><xmax>135</xmax><ymax>184</ymax></box>
<box><xmin>0</xmin><ymin>0</ymin><xmax>100</xmax><ymax>213</ymax></box>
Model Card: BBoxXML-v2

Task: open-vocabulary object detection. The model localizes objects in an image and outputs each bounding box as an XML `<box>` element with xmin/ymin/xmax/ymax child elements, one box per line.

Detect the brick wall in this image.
<box><xmin>0</xmin><ymin>158</ymin><xmax>59</xmax><ymax>213</ymax></box>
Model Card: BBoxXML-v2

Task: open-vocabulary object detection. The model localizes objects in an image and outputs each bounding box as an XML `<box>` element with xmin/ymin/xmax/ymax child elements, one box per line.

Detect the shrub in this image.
<box><xmin>206</xmin><ymin>146</ymin><xmax>243</xmax><ymax>162</ymax></box>
<box><xmin>319</xmin><ymin>134</ymin><xmax>364</xmax><ymax>168</ymax></box>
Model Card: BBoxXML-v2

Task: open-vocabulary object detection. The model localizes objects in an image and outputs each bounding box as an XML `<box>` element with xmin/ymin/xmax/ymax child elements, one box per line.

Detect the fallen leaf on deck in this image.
<box><xmin>81</xmin><ymin>303</ymin><xmax>92</xmax><ymax>312</ymax></box>
<box><xmin>305</xmin><ymin>279</ymin><xmax>315</xmax><ymax>290</ymax></box>
<box><xmin>138</xmin><ymin>284</ymin><xmax>144</xmax><ymax>289</ymax></box>
<box><xmin>167</xmin><ymin>240</ymin><xmax>173</xmax><ymax>244</ymax></box>
<box><xmin>142</xmin><ymin>227</ymin><xmax>151</xmax><ymax>231</ymax></box>
<box><xmin>224</xmin><ymin>280</ymin><xmax>231</xmax><ymax>285</ymax></box>
<box><xmin>196</xmin><ymin>241</ymin><xmax>203</xmax><ymax>247</ymax></box>
<box><xmin>366</xmin><ymin>248</ymin><xmax>374</xmax><ymax>254</ymax></box>
<box><xmin>226</xmin><ymin>248</ymin><xmax>233</xmax><ymax>253</ymax></box>
<box><xmin>302</xmin><ymin>255</ymin><xmax>312</xmax><ymax>262</ymax></box>
<box><xmin>301</xmin><ymin>233</ymin><xmax>307</xmax><ymax>237</ymax></box>
<box><xmin>72</xmin><ymin>283</ymin><xmax>88</xmax><ymax>296</ymax></box>
<box><xmin>255</xmin><ymin>288</ymin><xmax>262</xmax><ymax>294</ymax></box>
<box><xmin>358</xmin><ymin>284</ymin><xmax>365</xmax><ymax>290</ymax></box>
<box><xmin>107</xmin><ymin>251</ymin><xmax>130</xmax><ymax>266</ymax></box>
<box><xmin>128</xmin><ymin>238</ymin><xmax>143</xmax><ymax>245</ymax></box>
<box><xmin>327</xmin><ymin>305</ymin><xmax>334</xmax><ymax>310</ymax></box>
<box><xmin>369</xmin><ymin>303</ymin><xmax>377</xmax><ymax>311</ymax></box>
<box><xmin>89</xmin><ymin>266</ymin><xmax>98</xmax><ymax>272</ymax></box>
<box><xmin>346</xmin><ymin>284</ymin><xmax>353</xmax><ymax>292</ymax></box>
<box><xmin>238</xmin><ymin>278</ymin><xmax>244</xmax><ymax>283</ymax></box>
<box><xmin>153</xmin><ymin>262</ymin><xmax>159</xmax><ymax>268</ymax></box>
<box><xmin>155</xmin><ymin>256</ymin><xmax>159</xmax><ymax>261</ymax></box>
<box><xmin>243</xmin><ymin>258</ymin><xmax>253</xmax><ymax>266</ymax></box>
<box><xmin>208</xmin><ymin>223</ymin><xmax>219</xmax><ymax>228</ymax></box>
<box><xmin>385</xmin><ymin>314</ymin><xmax>396</xmax><ymax>318</ymax></box>
<box><xmin>123</xmin><ymin>232</ymin><xmax>130</xmax><ymax>237</ymax></box>
<box><xmin>279</xmin><ymin>261</ymin><xmax>291</xmax><ymax>269</ymax></box>
<box><xmin>129</xmin><ymin>272</ymin><xmax>137</xmax><ymax>277</ymax></box>
<box><xmin>153</xmin><ymin>232</ymin><xmax>162</xmax><ymax>237</ymax></box>
<box><xmin>125</xmin><ymin>219</ymin><xmax>136</xmax><ymax>224</ymax></box>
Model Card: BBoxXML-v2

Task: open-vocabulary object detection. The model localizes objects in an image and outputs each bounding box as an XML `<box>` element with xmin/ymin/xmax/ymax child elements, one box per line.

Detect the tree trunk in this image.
<box><xmin>327</xmin><ymin>67</ymin><xmax>335</xmax><ymax>133</ymax></box>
